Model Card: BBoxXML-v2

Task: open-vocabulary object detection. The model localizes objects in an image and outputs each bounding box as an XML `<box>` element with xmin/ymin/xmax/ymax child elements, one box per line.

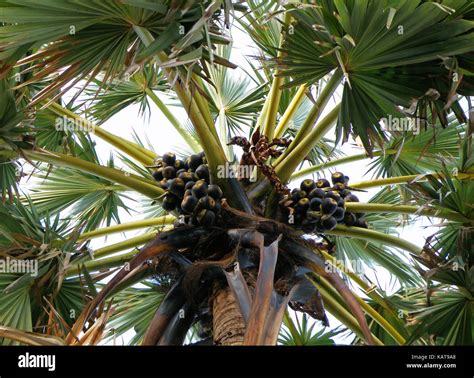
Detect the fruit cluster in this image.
<box><xmin>152</xmin><ymin>152</ymin><xmax>223</xmax><ymax>226</ymax></box>
<box><xmin>283</xmin><ymin>172</ymin><xmax>368</xmax><ymax>233</ymax></box>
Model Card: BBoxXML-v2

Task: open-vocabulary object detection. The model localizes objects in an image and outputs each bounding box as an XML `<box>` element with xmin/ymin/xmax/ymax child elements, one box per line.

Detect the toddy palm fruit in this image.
<box><xmin>174</xmin><ymin>159</ymin><xmax>185</xmax><ymax>170</ymax></box>
<box><xmin>321</xmin><ymin>215</ymin><xmax>337</xmax><ymax>231</ymax></box>
<box><xmin>321</xmin><ymin>198</ymin><xmax>338</xmax><ymax>215</ymax></box>
<box><xmin>332</xmin><ymin>182</ymin><xmax>346</xmax><ymax>192</ymax></box>
<box><xmin>187</xmin><ymin>154</ymin><xmax>203</xmax><ymax>171</ymax></box>
<box><xmin>339</xmin><ymin>188</ymin><xmax>352</xmax><ymax>197</ymax></box>
<box><xmin>168</xmin><ymin>178</ymin><xmax>185</xmax><ymax>197</ymax></box>
<box><xmin>295</xmin><ymin>197</ymin><xmax>310</xmax><ymax>212</ymax></box>
<box><xmin>344</xmin><ymin>212</ymin><xmax>357</xmax><ymax>226</ymax></box>
<box><xmin>309</xmin><ymin>197</ymin><xmax>322</xmax><ymax>211</ymax></box>
<box><xmin>152</xmin><ymin>168</ymin><xmax>164</xmax><ymax>181</ymax></box>
<box><xmin>344</xmin><ymin>193</ymin><xmax>360</xmax><ymax>203</ymax></box>
<box><xmin>332</xmin><ymin>206</ymin><xmax>345</xmax><ymax>222</ymax></box>
<box><xmin>192</xmin><ymin>180</ymin><xmax>208</xmax><ymax>198</ymax></box>
<box><xmin>181</xmin><ymin>195</ymin><xmax>198</xmax><ymax>214</ymax></box>
<box><xmin>300</xmin><ymin>179</ymin><xmax>316</xmax><ymax>193</ymax></box>
<box><xmin>306</xmin><ymin>212</ymin><xmax>321</xmax><ymax>223</ymax></box>
<box><xmin>316</xmin><ymin>179</ymin><xmax>330</xmax><ymax>188</ymax></box>
<box><xmin>185</xmin><ymin>181</ymin><xmax>195</xmax><ymax>190</ymax></box>
<box><xmin>195</xmin><ymin>164</ymin><xmax>210</xmax><ymax>181</ymax></box>
<box><xmin>197</xmin><ymin>209</ymin><xmax>216</xmax><ymax>226</ymax></box>
<box><xmin>291</xmin><ymin>189</ymin><xmax>307</xmax><ymax>203</ymax></box>
<box><xmin>178</xmin><ymin>171</ymin><xmax>194</xmax><ymax>183</ymax></box>
<box><xmin>354</xmin><ymin>218</ymin><xmax>369</xmax><ymax>228</ymax></box>
<box><xmin>197</xmin><ymin>195</ymin><xmax>216</xmax><ymax>211</ymax></box>
<box><xmin>301</xmin><ymin>219</ymin><xmax>316</xmax><ymax>234</ymax></box>
<box><xmin>162</xmin><ymin>166</ymin><xmax>176</xmax><ymax>179</ymax></box>
<box><xmin>162</xmin><ymin>152</ymin><xmax>176</xmax><ymax>167</ymax></box>
<box><xmin>207</xmin><ymin>184</ymin><xmax>223</xmax><ymax>199</ymax></box>
<box><xmin>331</xmin><ymin>172</ymin><xmax>345</xmax><ymax>184</ymax></box>
<box><xmin>308</xmin><ymin>188</ymin><xmax>325</xmax><ymax>199</ymax></box>
<box><xmin>325</xmin><ymin>191</ymin><xmax>341</xmax><ymax>202</ymax></box>
<box><xmin>162</xmin><ymin>195</ymin><xmax>178</xmax><ymax>211</ymax></box>
<box><xmin>157</xmin><ymin>179</ymin><xmax>168</xmax><ymax>190</ymax></box>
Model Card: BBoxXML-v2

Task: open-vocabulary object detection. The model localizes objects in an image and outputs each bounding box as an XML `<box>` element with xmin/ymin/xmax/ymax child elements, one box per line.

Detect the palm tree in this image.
<box><xmin>0</xmin><ymin>0</ymin><xmax>473</xmax><ymax>346</ymax></box>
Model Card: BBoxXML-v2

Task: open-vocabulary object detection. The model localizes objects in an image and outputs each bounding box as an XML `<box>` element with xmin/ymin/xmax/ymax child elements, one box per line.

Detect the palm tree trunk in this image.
<box><xmin>212</xmin><ymin>284</ymin><xmax>246</xmax><ymax>345</ymax></box>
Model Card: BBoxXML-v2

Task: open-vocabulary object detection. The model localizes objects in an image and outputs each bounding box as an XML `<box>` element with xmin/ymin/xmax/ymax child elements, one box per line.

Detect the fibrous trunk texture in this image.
<box><xmin>212</xmin><ymin>284</ymin><xmax>246</xmax><ymax>345</ymax></box>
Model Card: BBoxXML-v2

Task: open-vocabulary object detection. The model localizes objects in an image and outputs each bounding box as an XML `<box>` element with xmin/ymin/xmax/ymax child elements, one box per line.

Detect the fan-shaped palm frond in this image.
<box><xmin>276</xmin><ymin>0</ymin><xmax>474</xmax><ymax>153</ymax></box>
<box><xmin>0</xmin><ymin>0</ymin><xmax>234</xmax><ymax>104</ymax></box>
<box><xmin>278</xmin><ymin>313</ymin><xmax>342</xmax><ymax>345</ymax></box>
<box><xmin>103</xmin><ymin>281</ymin><xmax>164</xmax><ymax>345</ymax></box>
<box><xmin>28</xmin><ymin>161</ymin><xmax>134</xmax><ymax>232</ymax></box>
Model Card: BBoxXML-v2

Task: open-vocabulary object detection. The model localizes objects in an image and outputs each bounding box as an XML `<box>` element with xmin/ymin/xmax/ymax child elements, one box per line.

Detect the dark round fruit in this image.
<box><xmin>293</xmin><ymin>212</ymin><xmax>304</xmax><ymax>226</ymax></box>
<box><xmin>174</xmin><ymin>159</ymin><xmax>185</xmax><ymax>170</ymax></box>
<box><xmin>157</xmin><ymin>179</ymin><xmax>168</xmax><ymax>190</ymax></box>
<box><xmin>321</xmin><ymin>198</ymin><xmax>338</xmax><ymax>215</ymax></box>
<box><xmin>344</xmin><ymin>193</ymin><xmax>359</xmax><ymax>203</ymax></box>
<box><xmin>332</xmin><ymin>206</ymin><xmax>345</xmax><ymax>222</ymax></box>
<box><xmin>333</xmin><ymin>182</ymin><xmax>346</xmax><ymax>192</ymax></box>
<box><xmin>187</xmin><ymin>154</ymin><xmax>203</xmax><ymax>171</ymax></box>
<box><xmin>331</xmin><ymin>172</ymin><xmax>345</xmax><ymax>184</ymax></box>
<box><xmin>354</xmin><ymin>218</ymin><xmax>369</xmax><ymax>228</ymax></box>
<box><xmin>325</xmin><ymin>191</ymin><xmax>341</xmax><ymax>201</ymax></box>
<box><xmin>337</xmin><ymin>197</ymin><xmax>345</xmax><ymax>207</ymax></box>
<box><xmin>343</xmin><ymin>212</ymin><xmax>356</xmax><ymax>226</ymax></box>
<box><xmin>185</xmin><ymin>181</ymin><xmax>195</xmax><ymax>190</ymax></box>
<box><xmin>208</xmin><ymin>184</ymin><xmax>223</xmax><ymax>199</ymax></box>
<box><xmin>291</xmin><ymin>189</ymin><xmax>307</xmax><ymax>203</ymax></box>
<box><xmin>198</xmin><ymin>195</ymin><xmax>216</xmax><ymax>211</ymax></box>
<box><xmin>168</xmin><ymin>178</ymin><xmax>185</xmax><ymax>197</ymax></box>
<box><xmin>184</xmin><ymin>189</ymin><xmax>193</xmax><ymax>197</ymax></box>
<box><xmin>309</xmin><ymin>197</ymin><xmax>322</xmax><ymax>211</ymax></box>
<box><xmin>291</xmin><ymin>188</ymin><xmax>301</xmax><ymax>202</ymax></box>
<box><xmin>316</xmin><ymin>179</ymin><xmax>330</xmax><ymax>188</ymax></box>
<box><xmin>192</xmin><ymin>180</ymin><xmax>208</xmax><ymax>198</ymax></box>
<box><xmin>162</xmin><ymin>153</ymin><xmax>176</xmax><ymax>166</ymax></box>
<box><xmin>301</xmin><ymin>219</ymin><xmax>316</xmax><ymax>234</ymax></box>
<box><xmin>296</xmin><ymin>197</ymin><xmax>310</xmax><ymax>212</ymax></box>
<box><xmin>152</xmin><ymin>168</ymin><xmax>164</xmax><ymax>181</ymax></box>
<box><xmin>306</xmin><ymin>212</ymin><xmax>321</xmax><ymax>223</ymax></box>
<box><xmin>300</xmin><ymin>179</ymin><xmax>316</xmax><ymax>193</ymax></box>
<box><xmin>195</xmin><ymin>164</ymin><xmax>210</xmax><ymax>181</ymax></box>
<box><xmin>197</xmin><ymin>209</ymin><xmax>215</xmax><ymax>226</ymax></box>
<box><xmin>189</xmin><ymin>171</ymin><xmax>199</xmax><ymax>181</ymax></box>
<box><xmin>176</xmin><ymin>168</ymin><xmax>186</xmax><ymax>176</ymax></box>
<box><xmin>308</xmin><ymin>188</ymin><xmax>325</xmax><ymax>199</ymax></box>
<box><xmin>162</xmin><ymin>195</ymin><xmax>178</xmax><ymax>211</ymax></box>
<box><xmin>181</xmin><ymin>195</ymin><xmax>198</xmax><ymax>213</ymax></box>
<box><xmin>339</xmin><ymin>189</ymin><xmax>351</xmax><ymax>197</ymax></box>
<box><xmin>178</xmin><ymin>171</ymin><xmax>194</xmax><ymax>183</ymax></box>
<box><xmin>321</xmin><ymin>215</ymin><xmax>337</xmax><ymax>231</ymax></box>
<box><xmin>162</xmin><ymin>166</ymin><xmax>176</xmax><ymax>179</ymax></box>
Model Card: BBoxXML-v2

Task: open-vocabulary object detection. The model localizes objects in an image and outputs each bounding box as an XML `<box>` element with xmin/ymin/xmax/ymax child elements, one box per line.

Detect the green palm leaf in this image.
<box><xmin>28</xmin><ymin>162</ymin><xmax>134</xmax><ymax>232</ymax></box>
<box><xmin>104</xmin><ymin>281</ymin><xmax>164</xmax><ymax>345</ymax></box>
<box><xmin>277</xmin><ymin>0</ymin><xmax>474</xmax><ymax>153</ymax></box>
